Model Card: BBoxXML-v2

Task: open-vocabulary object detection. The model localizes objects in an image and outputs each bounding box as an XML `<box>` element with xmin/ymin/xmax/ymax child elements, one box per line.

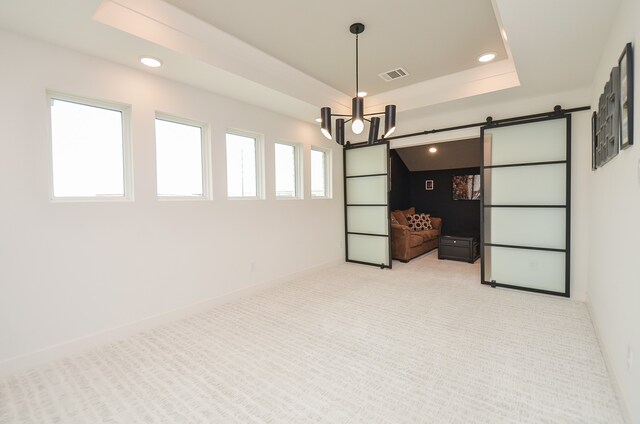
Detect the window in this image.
<box><xmin>155</xmin><ymin>116</ymin><xmax>208</xmax><ymax>198</ymax></box>
<box><xmin>226</xmin><ymin>131</ymin><xmax>263</xmax><ymax>198</ymax></box>
<box><xmin>275</xmin><ymin>142</ymin><xmax>302</xmax><ymax>199</ymax></box>
<box><xmin>311</xmin><ymin>147</ymin><xmax>331</xmax><ymax>198</ymax></box>
<box><xmin>49</xmin><ymin>94</ymin><xmax>131</xmax><ymax>199</ymax></box>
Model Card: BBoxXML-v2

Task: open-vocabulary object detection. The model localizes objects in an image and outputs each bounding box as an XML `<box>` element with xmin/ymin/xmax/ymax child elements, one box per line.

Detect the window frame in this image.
<box><xmin>225</xmin><ymin>129</ymin><xmax>265</xmax><ymax>200</ymax></box>
<box><xmin>154</xmin><ymin>113</ymin><xmax>211</xmax><ymax>201</ymax></box>
<box><xmin>274</xmin><ymin>141</ymin><xmax>303</xmax><ymax>200</ymax></box>
<box><xmin>311</xmin><ymin>146</ymin><xmax>332</xmax><ymax>199</ymax></box>
<box><xmin>47</xmin><ymin>91</ymin><xmax>133</xmax><ymax>202</ymax></box>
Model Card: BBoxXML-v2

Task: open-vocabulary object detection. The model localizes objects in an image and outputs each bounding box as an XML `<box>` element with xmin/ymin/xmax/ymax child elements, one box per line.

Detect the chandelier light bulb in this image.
<box><xmin>352</xmin><ymin>119</ymin><xmax>365</xmax><ymax>134</ymax></box>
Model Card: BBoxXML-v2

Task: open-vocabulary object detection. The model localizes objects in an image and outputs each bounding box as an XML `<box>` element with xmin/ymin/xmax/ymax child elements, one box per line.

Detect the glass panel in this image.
<box><xmin>484</xmin><ymin>246</ymin><xmax>565</xmax><ymax>293</ymax></box>
<box><xmin>347</xmin><ymin>206</ymin><xmax>388</xmax><ymax>235</ymax></box>
<box><xmin>226</xmin><ymin>133</ymin><xmax>257</xmax><ymax>197</ymax></box>
<box><xmin>483</xmin><ymin>133</ymin><xmax>493</xmax><ymax>168</ymax></box>
<box><xmin>346</xmin><ymin>175</ymin><xmax>387</xmax><ymax>204</ymax></box>
<box><xmin>485</xmin><ymin>118</ymin><xmax>567</xmax><ymax>166</ymax></box>
<box><xmin>155</xmin><ymin>119</ymin><xmax>203</xmax><ymax>197</ymax></box>
<box><xmin>311</xmin><ymin>149</ymin><xmax>327</xmax><ymax>197</ymax></box>
<box><xmin>484</xmin><ymin>237</ymin><xmax>493</xmax><ymax>279</ymax></box>
<box><xmin>484</xmin><ymin>163</ymin><xmax>566</xmax><ymax>205</ymax></box>
<box><xmin>345</xmin><ymin>144</ymin><xmax>387</xmax><ymax>176</ymax></box>
<box><xmin>484</xmin><ymin>208</ymin><xmax>565</xmax><ymax>249</ymax></box>
<box><xmin>348</xmin><ymin>234</ymin><xmax>389</xmax><ymax>265</ymax></box>
<box><xmin>275</xmin><ymin>143</ymin><xmax>297</xmax><ymax>198</ymax></box>
<box><xmin>344</xmin><ymin>143</ymin><xmax>389</xmax><ymax>268</ymax></box>
<box><xmin>51</xmin><ymin>99</ymin><xmax>124</xmax><ymax>197</ymax></box>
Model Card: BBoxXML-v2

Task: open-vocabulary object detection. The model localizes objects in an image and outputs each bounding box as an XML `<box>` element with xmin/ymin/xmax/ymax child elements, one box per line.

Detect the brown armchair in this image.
<box><xmin>390</xmin><ymin>208</ymin><xmax>442</xmax><ymax>262</ymax></box>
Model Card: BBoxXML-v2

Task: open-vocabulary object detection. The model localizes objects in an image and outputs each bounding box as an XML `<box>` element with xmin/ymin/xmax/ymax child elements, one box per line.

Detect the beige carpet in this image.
<box><xmin>0</xmin><ymin>251</ymin><xmax>624</xmax><ymax>423</ymax></box>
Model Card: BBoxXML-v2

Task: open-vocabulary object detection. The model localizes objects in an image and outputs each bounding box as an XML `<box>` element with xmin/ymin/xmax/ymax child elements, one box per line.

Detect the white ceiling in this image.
<box><xmin>396</xmin><ymin>138</ymin><xmax>481</xmax><ymax>172</ymax></box>
<box><xmin>162</xmin><ymin>0</ymin><xmax>508</xmax><ymax>96</ymax></box>
<box><xmin>0</xmin><ymin>0</ymin><xmax>621</xmax><ymax>126</ymax></box>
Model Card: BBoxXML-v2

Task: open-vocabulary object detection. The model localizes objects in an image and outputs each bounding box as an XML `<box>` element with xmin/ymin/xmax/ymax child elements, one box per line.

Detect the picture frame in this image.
<box><xmin>619</xmin><ymin>42</ymin><xmax>634</xmax><ymax>150</ymax></box>
<box><xmin>591</xmin><ymin>111</ymin><xmax>598</xmax><ymax>170</ymax></box>
<box><xmin>425</xmin><ymin>180</ymin><xmax>434</xmax><ymax>190</ymax></box>
<box><xmin>595</xmin><ymin>67</ymin><xmax>620</xmax><ymax>167</ymax></box>
<box><xmin>452</xmin><ymin>174</ymin><xmax>480</xmax><ymax>200</ymax></box>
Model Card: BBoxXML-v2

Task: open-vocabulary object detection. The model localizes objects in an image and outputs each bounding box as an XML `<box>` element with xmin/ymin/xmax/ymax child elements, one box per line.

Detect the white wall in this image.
<box><xmin>394</xmin><ymin>88</ymin><xmax>593</xmax><ymax>301</ymax></box>
<box><xmin>0</xmin><ymin>31</ymin><xmax>344</xmax><ymax>371</ymax></box>
<box><xmin>587</xmin><ymin>0</ymin><xmax>640</xmax><ymax>421</ymax></box>
<box><xmin>403</xmin><ymin>1</ymin><xmax>640</xmax><ymax>415</ymax></box>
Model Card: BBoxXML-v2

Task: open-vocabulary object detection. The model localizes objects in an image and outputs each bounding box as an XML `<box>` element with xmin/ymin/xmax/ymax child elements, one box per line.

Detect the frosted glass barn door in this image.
<box><xmin>344</xmin><ymin>142</ymin><xmax>391</xmax><ymax>268</ymax></box>
<box><xmin>481</xmin><ymin>116</ymin><xmax>570</xmax><ymax>296</ymax></box>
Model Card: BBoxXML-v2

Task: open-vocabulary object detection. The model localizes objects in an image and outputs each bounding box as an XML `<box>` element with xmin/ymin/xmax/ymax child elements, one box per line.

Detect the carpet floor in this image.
<box><xmin>0</xmin><ymin>251</ymin><xmax>624</xmax><ymax>423</ymax></box>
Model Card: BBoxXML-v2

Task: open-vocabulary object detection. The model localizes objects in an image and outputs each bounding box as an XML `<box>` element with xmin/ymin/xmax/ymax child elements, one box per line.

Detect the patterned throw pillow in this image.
<box><xmin>421</xmin><ymin>213</ymin><xmax>433</xmax><ymax>230</ymax></box>
<box><xmin>406</xmin><ymin>213</ymin><xmax>433</xmax><ymax>231</ymax></box>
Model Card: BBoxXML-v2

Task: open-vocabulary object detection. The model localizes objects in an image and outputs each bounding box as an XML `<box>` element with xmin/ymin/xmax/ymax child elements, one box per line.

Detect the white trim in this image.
<box><xmin>274</xmin><ymin>140</ymin><xmax>303</xmax><ymax>200</ymax></box>
<box><xmin>389</xmin><ymin>128</ymin><xmax>481</xmax><ymax>150</ymax></box>
<box><xmin>156</xmin><ymin>196</ymin><xmax>210</xmax><ymax>202</ymax></box>
<box><xmin>154</xmin><ymin>112</ymin><xmax>212</xmax><ymax>200</ymax></box>
<box><xmin>311</xmin><ymin>146</ymin><xmax>332</xmax><ymax>199</ymax></box>
<box><xmin>225</xmin><ymin>128</ymin><xmax>265</xmax><ymax>200</ymax></box>
<box><xmin>0</xmin><ymin>259</ymin><xmax>343</xmax><ymax>379</ymax></box>
<box><xmin>46</xmin><ymin>90</ymin><xmax>134</xmax><ymax>202</ymax></box>
<box><xmin>365</xmin><ymin>59</ymin><xmax>520</xmax><ymax>115</ymax></box>
<box><xmin>50</xmin><ymin>196</ymin><xmax>134</xmax><ymax>203</ymax></box>
<box><xmin>585</xmin><ymin>299</ymin><xmax>632</xmax><ymax>424</ymax></box>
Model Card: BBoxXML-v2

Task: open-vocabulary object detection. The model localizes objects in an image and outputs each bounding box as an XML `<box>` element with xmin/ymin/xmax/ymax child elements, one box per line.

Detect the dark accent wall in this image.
<box><xmin>389</xmin><ymin>149</ymin><xmax>412</xmax><ymax>211</ymax></box>
<box><xmin>408</xmin><ymin>167</ymin><xmax>481</xmax><ymax>236</ymax></box>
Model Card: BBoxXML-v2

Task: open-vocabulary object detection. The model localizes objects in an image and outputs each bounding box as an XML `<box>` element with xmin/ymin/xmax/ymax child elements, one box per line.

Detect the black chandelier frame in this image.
<box><xmin>320</xmin><ymin>23</ymin><xmax>396</xmax><ymax>146</ymax></box>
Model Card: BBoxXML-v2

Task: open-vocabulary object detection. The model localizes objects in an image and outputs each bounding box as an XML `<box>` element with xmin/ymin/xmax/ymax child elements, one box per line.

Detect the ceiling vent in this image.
<box><xmin>378</xmin><ymin>67</ymin><xmax>410</xmax><ymax>82</ymax></box>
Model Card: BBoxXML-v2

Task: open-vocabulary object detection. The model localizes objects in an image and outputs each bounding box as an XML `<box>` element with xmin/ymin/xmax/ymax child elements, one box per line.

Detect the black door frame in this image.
<box><xmin>343</xmin><ymin>141</ymin><xmax>392</xmax><ymax>269</ymax></box>
<box><xmin>480</xmin><ymin>114</ymin><xmax>571</xmax><ymax>297</ymax></box>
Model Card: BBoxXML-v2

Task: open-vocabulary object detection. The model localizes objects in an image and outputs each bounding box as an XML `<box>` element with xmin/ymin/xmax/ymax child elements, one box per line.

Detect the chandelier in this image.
<box><xmin>320</xmin><ymin>23</ymin><xmax>396</xmax><ymax>145</ymax></box>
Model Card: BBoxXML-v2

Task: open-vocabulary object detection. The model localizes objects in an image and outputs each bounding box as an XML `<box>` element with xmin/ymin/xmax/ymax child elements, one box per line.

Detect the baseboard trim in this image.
<box><xmin>585</xmin><ymin>298</ymin><xmax>632</xmax><ymax>424</ymax></box>
<box><xmin>0</xmin><ymin>259</ymin><xmax>343</xmax><ymax>379</ymax></box>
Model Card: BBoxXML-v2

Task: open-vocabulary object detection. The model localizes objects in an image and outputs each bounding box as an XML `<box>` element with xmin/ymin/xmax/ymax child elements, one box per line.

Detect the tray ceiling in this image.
<box><xmin>162</xmin><ymin>0</ymin><xmax>508</xmax><ymax>97</ymax></box>
<box><xmin>0</xmin><ymin>0</ymin><xmax>621</xmax><ymax>124</ymax></box>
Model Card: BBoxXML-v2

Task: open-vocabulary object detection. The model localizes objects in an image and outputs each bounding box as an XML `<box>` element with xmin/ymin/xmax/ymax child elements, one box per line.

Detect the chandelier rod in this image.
<box><xmin>355</xmin><ymin>33</ymin><xmax>359</xmax><ymax>96</ymax></box>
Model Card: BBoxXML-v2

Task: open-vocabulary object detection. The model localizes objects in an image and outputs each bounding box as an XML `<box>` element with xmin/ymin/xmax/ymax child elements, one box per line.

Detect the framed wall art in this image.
<box><xmin>592</xmin><ymin>111</ymin><xmax>598</xmax><ymax>170</ymax></box>
<box><xmin>595</xmin><ymin>67</ymin><xmax>620</xmax><ymax>167</ymax></box>
<box><xmin>619</xmin><ymin>42</ymin><xmax>634</xmax><ymax>150</ymax></box>
<box><xmin>452</xmin><ymin>174</ymin><xmax>480</xmax><ymax>200</ymax></box>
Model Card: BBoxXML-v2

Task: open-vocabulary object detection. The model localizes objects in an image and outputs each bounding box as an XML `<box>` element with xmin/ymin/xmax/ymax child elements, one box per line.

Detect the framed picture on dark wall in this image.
<box><xmin>619</xmin><ymin>42</ymin><xmax>634</xmax><ymax>149</ymax></box>
<box><xmin>425</xmin><ymin>180</ymin><xmax>434</xmax><ymax>190</ymax></box>
<box><xmin>452</xmin><ymin>174</ymin><xmax>480</xmax><ymax>200</ymax></box>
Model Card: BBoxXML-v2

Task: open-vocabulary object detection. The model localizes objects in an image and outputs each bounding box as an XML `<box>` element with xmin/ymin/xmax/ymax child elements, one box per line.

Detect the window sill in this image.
<box><xmin>50</xmin><ymin>196</ymin><xmax>132</xmax><ymax>203</ymax></box>
<box><xmin>157</xmin><ymin>196</ymin><xmax>210</xmax><ymax>202</ymax></box>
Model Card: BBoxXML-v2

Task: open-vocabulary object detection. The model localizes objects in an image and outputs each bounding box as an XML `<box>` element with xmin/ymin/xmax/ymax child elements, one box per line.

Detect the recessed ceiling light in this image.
<box><xmin>315</xmin><ymin>118</ymin><xmax>322</xmax><ymax>123</ymax></box>
<box><xmin>428</xmin><ymin>147</ymin><xmax>437</xmax><ymax>153</ymax></box>
<box><xmin>140</xmin><ymin>56</ymin><xmax>163</xmax><ymax>68</ymax></box>
<box><xmin>357</xmin><ymin>91</ymin><xmax>368</xmax><ymax>97</ymax></box>
<box><xmin>478</xmin><ymin>52</ymin><xmax>496</xmax><ymax>63</ymax></box>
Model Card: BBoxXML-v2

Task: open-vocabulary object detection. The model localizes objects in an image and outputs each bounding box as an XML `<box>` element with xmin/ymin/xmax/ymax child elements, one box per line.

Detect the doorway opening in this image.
<box><xmin>389</xmin><ymin>137</ymin><xmax>482</xmax><ymax>265</ymax></box>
